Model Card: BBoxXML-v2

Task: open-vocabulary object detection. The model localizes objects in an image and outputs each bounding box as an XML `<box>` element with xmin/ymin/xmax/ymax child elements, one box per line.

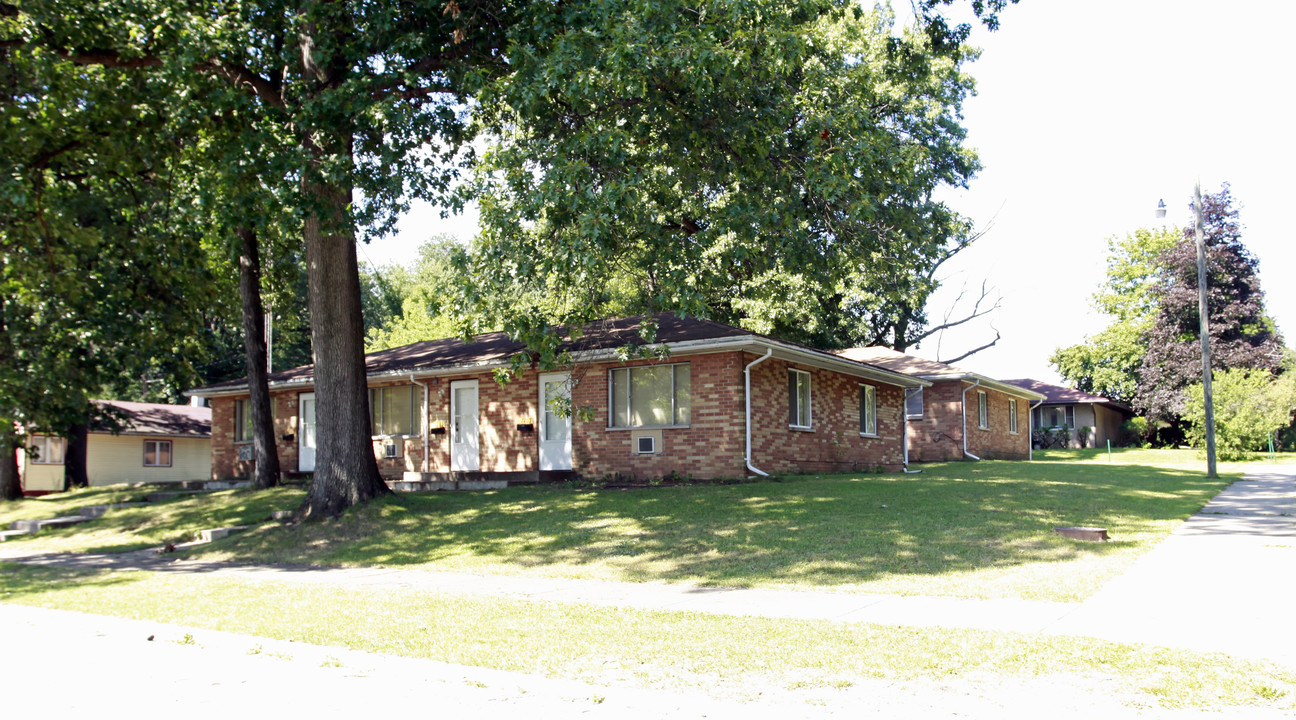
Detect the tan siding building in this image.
<box><xmin>19</xmin><ymin>401</ymin><xmax>212</xmax><ymax>494</ymax></box>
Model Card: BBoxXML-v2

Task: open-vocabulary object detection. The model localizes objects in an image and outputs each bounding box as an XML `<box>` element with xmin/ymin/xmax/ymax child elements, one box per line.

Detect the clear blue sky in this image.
<box><xmin>367</xmin><ymin>1</ymin><xmax>1295</xmax><ymax>387</ymax></box>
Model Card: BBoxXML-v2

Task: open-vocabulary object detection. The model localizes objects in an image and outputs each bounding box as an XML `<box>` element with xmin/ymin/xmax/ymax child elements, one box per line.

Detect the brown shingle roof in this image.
<box><xmin>834</xmin><ymin>347</ymin><xmax>1046</xmax><ymax>400</ymax></box>
<box><xmin>191</xmin><ymin>313</ymin><xmax>924</xmax><ymax>396</ymax></box>
<box><xmin>835</xmin><ymin>346</ymin><xmax>972</xmax><ymax>376</ymax></box>
<box><xmin>93</xmin><ymin>400</ymin><xmax>211</xmax><ymax>438</ymax></box>
<box><xmin>999</xmin><ymin>379</ymin><xmax>1130</xmax><ymax>409</ymax></box>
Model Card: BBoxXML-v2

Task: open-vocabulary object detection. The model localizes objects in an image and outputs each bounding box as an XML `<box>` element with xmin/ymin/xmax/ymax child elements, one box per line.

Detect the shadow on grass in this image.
<box><xmin>200</xmin><ymin>460</ymin><xmax>1233</xmax><ymax>589</ymax></box>
<box><xmin>0</xmin><ymin>562</ymin><xmax>135</xmax><ymax>598</ymax></box>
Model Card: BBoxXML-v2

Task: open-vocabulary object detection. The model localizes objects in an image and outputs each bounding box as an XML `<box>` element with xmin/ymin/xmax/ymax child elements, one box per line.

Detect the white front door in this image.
<box><xmin>450</xmin><ymin>380</ymin><xmax>480</xmax><ymax>472</ymax></box>
<box><xmin>298</xmin><ymin>393</ymin><xmax>316</xmax><ymax>472</ymax></box>
<box><xmin>538</xmin><ymin>372</ymin><xmax>573</xmax><ymax>471</ymax></box>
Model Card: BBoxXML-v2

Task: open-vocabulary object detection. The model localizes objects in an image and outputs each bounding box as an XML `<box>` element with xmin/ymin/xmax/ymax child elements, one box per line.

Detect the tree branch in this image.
<box><xmin>939</xmin><ymin>324</ymin><xmax>1001</xmax><ymax>365</ymax></box>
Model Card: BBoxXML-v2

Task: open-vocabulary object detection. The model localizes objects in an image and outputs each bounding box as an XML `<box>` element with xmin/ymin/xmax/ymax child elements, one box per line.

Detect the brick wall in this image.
<box><xmin>747</xmin><ymin>355</ymin><xmax>905</xmax><ymax>474</ymax></box>
<box><xmin>572</xmin><ymin>352</ymin><xmax>747</xmax><ymax>479</ymax></box>
<box><xmin>906</xmin><ymin>380</ymin><xmax>1030</xmax><ymax>462</ymax></box>
<box><xmin>207</xmin><ymin>350</ymin><xmax>918</xmax><ymax>482</ymax></box>
<box><xmin>906</xmin><ymin>380</ymin><xmax>966</xmax><ymax>462</ymax></box>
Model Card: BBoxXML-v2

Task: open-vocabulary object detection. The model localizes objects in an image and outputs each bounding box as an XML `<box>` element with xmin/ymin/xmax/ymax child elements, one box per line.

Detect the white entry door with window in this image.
<box><xmin>538</xmin><ymin>372</ymin><xmax>573</xmax><ymax>471</ymax></box>
<box><xmin>298</xmin><ymin>392</ymin><xmax>316</xmax><ymax>472</ymax></box>
<box><xmin>450</xmin><ymin>380</ymin><xmax>480</xmax><ymax>472</ymax></box>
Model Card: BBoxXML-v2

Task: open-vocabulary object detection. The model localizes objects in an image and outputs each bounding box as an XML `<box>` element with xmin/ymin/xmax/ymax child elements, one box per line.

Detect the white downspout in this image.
<box><xmin>410</xmin><ymin>373</ymin><xmax>430</xmax><ymax>473</ymax></box>
<box><xmin>1029</xmin><ymin>398</ymin><xmax>1043</xmax><ymax>461</ymax></box>
<box><xmin>744</xmin><ymin>349</ymin><xmax>774</xmax><ymax>477</ymax></box>
<box><xmin>903</xmin><ymin>387</ymin><xmax>922</xmax><ymax>473</ymax></box>
<box><xmin>961</xmin><ymin>379</ymin><xmax>982</xmax><ymax>461</ymax></box>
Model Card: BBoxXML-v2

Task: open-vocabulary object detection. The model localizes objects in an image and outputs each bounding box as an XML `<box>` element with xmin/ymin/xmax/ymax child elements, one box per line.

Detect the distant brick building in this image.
<box><xmin>190</xmin><ymin>315</ymin><xmax>929</xmax><ymax>485</ymax></box>
<box><xmin>835</xmin><ymin>348</ymin><xmax>1046</xmax><ymax>462</ymax></box>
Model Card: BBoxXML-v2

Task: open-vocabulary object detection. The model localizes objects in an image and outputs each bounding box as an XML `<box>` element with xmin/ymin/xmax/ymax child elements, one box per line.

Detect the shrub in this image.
<box><xmin>1184</xmin><ymin>368</ymin><xmax>1296</xmax><ymax>460</ymax></box>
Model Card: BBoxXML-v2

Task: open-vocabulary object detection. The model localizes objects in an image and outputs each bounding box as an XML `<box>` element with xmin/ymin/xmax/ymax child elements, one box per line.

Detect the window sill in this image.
<box><xmin>371</xmin><ymin>434</ymin><xmax>422</xmax><ymax>440</ymax></box>
<box><xmin>859</xmin><ymin>432</ymin><xmax>879</xmax><ymax>439</ymax></box>
<box><xmin>789</xmin><ymin>425</ymin><xmax>814</xmax><ymax>432</ymax></box>
<box><xmin>143</xmin><ymin>465</ymin><xmax>173</xmax><ymax>469</ymax></box>
<box><xmin>606</xmin><ymin>424</ymin><xmax>691</xmax><ymax>431</ymax></box>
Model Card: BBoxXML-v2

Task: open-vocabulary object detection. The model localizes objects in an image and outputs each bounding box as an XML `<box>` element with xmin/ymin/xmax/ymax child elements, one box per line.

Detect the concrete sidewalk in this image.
<box><xmin>3</xmin><ymin>465</ymin><xmax>1292</xmax><ymax>668</ymax></box>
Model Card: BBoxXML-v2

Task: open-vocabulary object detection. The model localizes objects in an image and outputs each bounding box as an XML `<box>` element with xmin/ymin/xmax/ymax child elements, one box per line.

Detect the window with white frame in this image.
<box><xmin>788</xmin><ymin>369</ymin><xmax>812</xmax><ymax>429</ymax></box>
<box><xmin>977</xmin><ymin>390</ymin><xmax>989</xmax><ymax>430</ymax></box>
<box><xmin>904</xmin><ymin>387</ymin><xmax>923</xmax><ymax>418</ymax></box>
<box><xmin>859</xmin><ymin>384</ymin><xmax>877</xmax><ymax>435</ymax></box>
<box><xmin>29</xmin><ymin>435</ymin><xmax>65</xmax><ymax>465</ymax></box>
<box><xmin>370</xmin><ymin>385</ymin><xmax>421</xmax><ymax>436</ymax></box>
<box><xmin>609</xmin><ymin>364</ymin><xmax>691</xmax><ymax>427</ymax></box>
<box><xmin>1009</xmin><ymin>398</ymin><xmax>1019</xmax><ymax>434</ymax></box>
<box><xmin>144</xmin><ymin>440</ymin><xmax>172</xmax><ymax>467</ymax></box>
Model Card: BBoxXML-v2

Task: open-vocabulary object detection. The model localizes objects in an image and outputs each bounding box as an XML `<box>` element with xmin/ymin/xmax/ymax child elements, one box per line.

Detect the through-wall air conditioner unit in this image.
<box><xmin>636</xmin><ymin>436</ymin><xmax>656</xmax><ymax>454</ymax></box>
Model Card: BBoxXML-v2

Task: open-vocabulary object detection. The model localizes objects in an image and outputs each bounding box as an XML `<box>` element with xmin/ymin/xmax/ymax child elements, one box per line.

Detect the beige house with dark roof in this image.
<box><xmin>1000</xmin><ymin>379</ymin><xmax>1135</xmax><ymax>449</ymax></box>
<box><xmin>19</xmin><ymin>400</ymin><xmax>212</xmax><ymax>494</ymax></box>
<box><xmin>836</xmin><ymin>347</ymin><xmax>1046</xmax><ymax>462</ymax></box>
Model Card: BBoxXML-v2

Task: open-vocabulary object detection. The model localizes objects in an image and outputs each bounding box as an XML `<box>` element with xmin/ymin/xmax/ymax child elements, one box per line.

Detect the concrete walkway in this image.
<box><xmin>2</xmin><ymin>465</ymin><xmax>1293</xmax><ymax>669</ymax></box>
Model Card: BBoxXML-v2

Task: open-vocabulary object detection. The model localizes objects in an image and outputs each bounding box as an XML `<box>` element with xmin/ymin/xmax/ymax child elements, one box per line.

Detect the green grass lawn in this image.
<box><xmin>2</xmin><ymin>563</ymin><xmax>1291</xmax><ymax>711</ymax></box>
<box><xmin>0</xmin><ymin>486</ymin><xmax>302</xmax><ymax>554</ymax></box>
<box><xmin>0</xmin><ymin>450</ymin><xmax>1258</xmax><ymax>601</ymax></box>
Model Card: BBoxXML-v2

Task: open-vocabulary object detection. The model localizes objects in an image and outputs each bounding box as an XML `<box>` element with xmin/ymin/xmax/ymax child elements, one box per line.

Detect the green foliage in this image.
<box><xmin>0</xmin><ymin>42</ymin><xmax>213</xmax><ymax>440</ymax></box>
<box><xmin>461</xmin><ymin>2</ymin><xmax>984</xmax><ymax>355</ymax></box>
<box><xmin>1138</xmin><ymin>187</ymin><xmax>1284</xmax><ymax>423</ymax></box>
<box><xmin>1051</xmin><ymin>227</ymin><xmax>1180</xmax><ymax>402</ymax></box>
<box><xmin>363</xmin><ymin>237</ymin><xmax>479</xmax><ymax>351</ymax></box>
<box><xmin>1184</xmin><ymin>368</ymin><xmax>1296</xmax><ymax>461</ymax></box>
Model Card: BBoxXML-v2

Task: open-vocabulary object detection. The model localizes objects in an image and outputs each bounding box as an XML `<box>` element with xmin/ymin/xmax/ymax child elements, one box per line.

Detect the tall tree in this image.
<box><xmin>5</xmin><ymin>0</ymin><xmax>1013</xmax><ymax>514</ymax></box>
<box><xmin>0</xmin><ymin>39</ymin><xmax>211</xmax><ymax>496</ymax></box>
<box><xmin>459</xmin><ymin>3</ymin><xmax>991</xmax><ymax>363</ymax></box>
<box><xmin>1135</xmin><ymin>185</ymin><xmax>1284</xmax><ymax>423</ymax></box>
<box><xmin>1051</xmin><ymin>226</ymin><xmax>1180</xmax><ymax>402</ymax></box>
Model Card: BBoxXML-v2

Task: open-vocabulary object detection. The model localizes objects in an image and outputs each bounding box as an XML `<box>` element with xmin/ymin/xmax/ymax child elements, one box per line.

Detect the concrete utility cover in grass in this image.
<box><xmin>1054</xmin><ymin>526</ymin><xmax>1110</xmax><ymax>542</ymax></box>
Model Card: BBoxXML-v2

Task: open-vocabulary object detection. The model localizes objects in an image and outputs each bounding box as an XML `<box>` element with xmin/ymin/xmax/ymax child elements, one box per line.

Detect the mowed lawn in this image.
<box><xmin>1</xmin><ymin>448</ymin><xmax>1244</xmax><ymax>602</ymax></box>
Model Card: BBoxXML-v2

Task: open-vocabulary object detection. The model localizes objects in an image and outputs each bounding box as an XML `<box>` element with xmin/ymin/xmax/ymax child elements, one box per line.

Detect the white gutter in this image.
<box><xmin>744</xmin><ymin>349</ymin><xmax>774</xmax><ymax>477</ymax></box>
<box><xmin>410</xmin><ymin>373</ymin><xmax>430</xmax><ymax>472</ymax></box>
<box><xmin>1028</xmin><ymin>398</ymin><xmax>1044</xmax><ymax>461</ymax></box>
<box><xmin>962</xmin><ymin>379</ymin><xmax>982</xmax><ymax>461</ymax></box>
<box><xmin>903</xmin><ymin>387</ymin><xmax>923</xmax><ymax>473</ymax></box>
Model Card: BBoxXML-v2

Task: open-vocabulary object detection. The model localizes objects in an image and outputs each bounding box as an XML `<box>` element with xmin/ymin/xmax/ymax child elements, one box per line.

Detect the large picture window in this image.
<box><xmin>29</xmin><ymin>435</ymin><xmax>65</xmax><ymax>465</ymax></box>
<box><xmin>609</xmin><ymin>364</ymin><xmax>691</xmax><ymax>427</ymax></box>
<box><xmin>370</xmin><ymin>385</ymin><xmax>421</xmax><ymax>436</ymax></box>
<box><xmin>977</xmin><ymin>390</ymin><xmax>989</xmax><ymax>430</ymax></box>
<box><xmin>859</xmin><ymin>384</ymin><xmax>877</xmax><ymax>435</ymax></box>
<box><xmin>144</xmin><ymin>440</ymin><xmax>172</xmax><ymax>467</ymax></box>
<box><xmin>788</xmin><ymin>369</ymin><xmax>812</xmax><ymax>429</ymax></box>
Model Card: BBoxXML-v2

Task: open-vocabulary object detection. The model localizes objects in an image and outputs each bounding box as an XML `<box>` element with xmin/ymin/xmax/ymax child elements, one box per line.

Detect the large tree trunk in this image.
<box><xmin>1</xmin><ymin>427</ymin><xmax>22</xmax><ymax>501</ymax></box>
<box><xmin>296</xmin><ymin>172</ymin><xmax>388</xmax><ymax>519</ymax></box>
<box><xmin>238</xmin><ymin>225</ymin><xmax>282</xmax><ymax>490</ymax></box>
<box><xmin>63</xmin><ymin>422</ymin><xmax>89</xmax><ymax>489</ymax></box>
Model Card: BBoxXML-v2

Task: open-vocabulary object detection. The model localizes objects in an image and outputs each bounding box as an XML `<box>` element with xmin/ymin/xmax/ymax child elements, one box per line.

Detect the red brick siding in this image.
<box><xmin>747</xmin><ymin>355</ymin><xmax>905</xmax><ymax>474</ymax></box>
<box><xmin>906</xmin><ymin>380</ymin><xmax>1029</xmax><ymax>462</ymax></box>
<box><xmin>207</xmin><ymin>350</ymin><xmax>917</xmax><ymax>481</ymax></box>
<box><xmin>905</xmin><ymin>380</ymin><xmax>966</xmax><ymax>462</ymax></box>
<box><xmin>572</xmin><ymin>352</ymin><xmax>747</xmax><ymax>479</ymax></box>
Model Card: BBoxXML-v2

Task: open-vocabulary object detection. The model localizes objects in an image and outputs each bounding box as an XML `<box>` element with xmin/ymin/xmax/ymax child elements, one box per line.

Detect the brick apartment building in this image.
<box><xmin>190</xmin><ymin>314</ymin><xmax>930</xmax><ymax>485</ymax></box>
<box><xmin>835</xmin><ymin>347</ymin><xmax>1046</xmax><ymax>461</ymax></box>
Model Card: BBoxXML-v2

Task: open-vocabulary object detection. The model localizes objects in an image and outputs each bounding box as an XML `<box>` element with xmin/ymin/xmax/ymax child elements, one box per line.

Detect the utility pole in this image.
<box><xmin>1193</xmin><ymin>183</ymin><xmax>1218</xmax><ymax>478</ymax></box>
